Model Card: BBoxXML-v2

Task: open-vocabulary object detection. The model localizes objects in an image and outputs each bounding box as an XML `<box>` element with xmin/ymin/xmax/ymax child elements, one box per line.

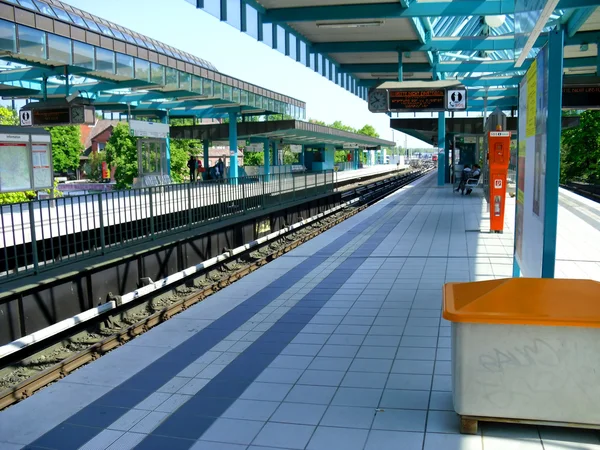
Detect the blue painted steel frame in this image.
<box><xmin>541</xmin><ymin>29</ymin><xmax>565</xmax><ymax>278</ymax></box>
<box><xmin>437</xmin><ymin>112</ymin><xmax>445</xmax><ymax>186</ymax></box>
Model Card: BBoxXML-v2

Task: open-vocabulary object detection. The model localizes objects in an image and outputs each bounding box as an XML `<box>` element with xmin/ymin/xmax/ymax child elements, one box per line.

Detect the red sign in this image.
<box><xmin>102</xmin><ymin>161</ymin><xmax>109</xmax><ymax>180</ymax></box>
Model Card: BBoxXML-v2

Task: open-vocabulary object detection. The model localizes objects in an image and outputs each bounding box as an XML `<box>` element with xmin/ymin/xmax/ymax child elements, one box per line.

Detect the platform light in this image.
<box><xmin>484</xmin><ymin>15</ymin><xmax>506</xmax><ymax>28</ymax></box>
<box><xmin>316</xmin><ymin>21</ymin><xmax>384</xmax><ymax>29</ymax></box>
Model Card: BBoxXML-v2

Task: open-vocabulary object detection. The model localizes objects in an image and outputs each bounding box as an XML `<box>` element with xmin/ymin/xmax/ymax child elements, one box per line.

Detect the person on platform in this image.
<box><xmin>465</xmin><ymin>165</ymin><xmax>481</xmax><ymax>196</ymax></box>
<box><xmin>216</xmin><ymin>158</ymin><xmax>225</xmax><ymax>179</ymax></box>
<box><xmin>456</xmin><ymin>164</ymin><xmax>472</xmax><ymax>195</ymax></box>
<box><xmin>187</xmin><ymin>155</ymin><xmax>197</xmax><ymax>182</ymax></box>
<box><xmin>197</xmin><ymin>158</ymin><xmax>203</xmax><ymax>181</ymax></box>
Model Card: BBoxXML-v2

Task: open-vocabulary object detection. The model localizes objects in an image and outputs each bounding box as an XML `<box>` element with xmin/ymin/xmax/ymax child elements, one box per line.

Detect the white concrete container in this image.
<box><xmin>444</xmin><ymin>278</ymin><xmax>600</xmax><ymax>427</ymax></box>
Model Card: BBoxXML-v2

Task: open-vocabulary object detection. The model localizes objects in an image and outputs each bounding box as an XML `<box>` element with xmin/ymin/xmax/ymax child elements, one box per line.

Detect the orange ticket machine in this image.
<box><xmin>488</xmin><ymin>130</ymin><xmax>511</xmax><ymax>233</ymax></box>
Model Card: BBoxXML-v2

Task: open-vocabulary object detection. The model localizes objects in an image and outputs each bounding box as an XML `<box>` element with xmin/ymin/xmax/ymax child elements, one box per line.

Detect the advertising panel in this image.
<box><xmin>515</xmin><ymin>44</ymin><xmax>549</xmax><ymax>277</ymax></box>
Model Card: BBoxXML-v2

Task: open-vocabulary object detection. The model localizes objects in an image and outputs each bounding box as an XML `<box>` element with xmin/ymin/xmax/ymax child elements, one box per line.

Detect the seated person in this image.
<box><xmin>465</xmin><ymin>164</ymin><xmax>481</xmax><ymax>196</ymax></box>
<box><xmin>455</xmin><ymin>165</ymin><xmax>472</xmax><ymax>194</ymax></box>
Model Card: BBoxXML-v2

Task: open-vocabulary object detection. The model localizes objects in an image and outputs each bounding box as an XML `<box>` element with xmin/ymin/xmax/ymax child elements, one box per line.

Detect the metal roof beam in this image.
<box><xmin>342</xmin><ymin>56</ymin><xmax>594</xmax><ymax>73</ymax></box>
<box><xmin>312</xmin><ymin>35</ymin><xmax>545</xmax><ymax>53</ymax></box>
<box><xmin>262</xmin><ymin>0</ymin><xmax>595</xmax><ymax>23</ymax></box>
<box><xmin>566</xmin><ymin>7</ymin><xmax>596</xmax><ymax>37</ymax></box>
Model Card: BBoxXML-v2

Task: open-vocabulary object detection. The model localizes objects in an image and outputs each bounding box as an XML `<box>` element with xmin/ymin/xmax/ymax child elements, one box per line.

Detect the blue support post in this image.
<box><xmin>263</xmin><ymin>138</ymin><xmax>270</xmax><ymax>182</ymax></box>
<box><xmin>299</xmin><ymin>144</ymin><xmax>305</xmax><ymax>167</ymax></box>
<box><xmin>220</xmin><ymin>0</ymin><xmax>227</xmax><ymax>21</ymax></box>
<box><xmin>437</xmin><ymin>112</ymin><xmax>445</xmax><ymax>186</ymax></box>
<box><xmin>240</xmin><ymin>0</ymin><xmax>247</xmax><ymax>32</ymax></box>
<box><xmin>162</xmin><ymin>112</ymin><xmax>171</xmax><ymax>177</ymax></box>
<box><xmin>202</xmin><ymin>139</ymin><xmax>209</xmax><ymax>180</ymax></box>
<box><xmin>398</xmin><ymin>50</ymin><xmax>403</xmax><ymax>81</ymax></box>
<box><xmin>273</xmin><ymin>141</ymin><xmax>279</xmax><ymax>166</ymax></box>
<box><xmin>229</xmin><ymin>111</ymin><xmax>239</xmax><ymax>180</ymax></box>
<box><xmin>272</xmin><ymin>23</ymin><xmax>278</xmax><ymax>49</ymax></box>
<box><xmin>541</xmin><ymin>29</ymin><xmax>565</xmax><ymax>279</ymax></box>
<box><xmin>257</xmin><ymin>13</ymin><xmax>264</xmax><ymax>41</ymax></box>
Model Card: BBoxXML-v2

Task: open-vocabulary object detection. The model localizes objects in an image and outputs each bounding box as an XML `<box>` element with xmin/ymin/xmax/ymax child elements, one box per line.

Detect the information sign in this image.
<box><xmin>130</xmin><ymin>120</ymin><xmax>169</xmax><ymax>139</ymax></box>
<box><xmin>290</xmin><ymin>144</ymin><xmax>302</xmax><ymax>153</ymax></box>
<box><xmin>0</xmin><ymin>131</ymin><xmax>53</xmax><ymax>192</ymax></box>
<box><xmin>343</xmin><ymin>143</ymin><xmax>359</xmax><ymax>149</ymax></box>
<box><xmin>447</xmin><ymin>89</ymin><xmax>467</xmax><ymax>110</ymax></box>
<box><xmin>246</xmin><ymin>143</ymin><xmax>264</xmax><ymax>152</ymax></box>
<box><xmin>562</xmin><ymin>85</ymin><xmax>600</xmax><ymax>109</ymax></box>
<box><xmin>388</xmin><ymin>89</ymin><xmax>446</xmax><ymax>112</ymax></box>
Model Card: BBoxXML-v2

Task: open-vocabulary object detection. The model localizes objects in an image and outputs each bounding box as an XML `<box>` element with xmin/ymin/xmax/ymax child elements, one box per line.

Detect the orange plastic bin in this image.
<box><xmin>443</xmin><ymin>278</ymin><xmax>600</xmax><ymax>432</ymax></box>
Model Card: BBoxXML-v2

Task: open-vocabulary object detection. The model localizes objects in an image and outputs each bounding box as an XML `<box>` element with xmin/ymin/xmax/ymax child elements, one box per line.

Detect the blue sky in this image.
<box><xmin>66</xmin><ymin>0</ymin><xmax>432</xmax><ymax>149</ymax></box>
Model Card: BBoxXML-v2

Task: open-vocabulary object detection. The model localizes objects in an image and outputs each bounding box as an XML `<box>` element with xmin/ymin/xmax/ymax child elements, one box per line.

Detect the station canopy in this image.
<box><xmin>170</xmin><ymin>119</ymin><xmax>396</xmax><ymax>148</ymax></box>
<box><xmin>189</xmin><ymin>0</ymin><xmax>600</xmax><ymax>112</ymax></box>
<box><xmin>0</xmin><ymin>0</ymin><xmax>306</xmax><ymax>120</ymax></box>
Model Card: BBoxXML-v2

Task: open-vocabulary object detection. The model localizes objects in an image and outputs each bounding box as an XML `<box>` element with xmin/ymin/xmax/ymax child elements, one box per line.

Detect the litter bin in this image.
<box><xmin>443</xmin><ymin>278</ymin><xmax>600</xmax><ymax>434</ymax></box>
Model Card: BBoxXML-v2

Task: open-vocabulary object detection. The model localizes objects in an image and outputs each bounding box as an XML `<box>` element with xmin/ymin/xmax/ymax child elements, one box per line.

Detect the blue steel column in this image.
<box><xmin>437</xmin><ymin>112</ymin><xmax>445</xmax><ymax>186</ymax></box>
<box><xmin>228</xmin><ymin>111</ymin><xmax>238</xmax><ymax>179</ymax></box>
<box><xmin>263</xmin><ymin>138</ymin><xmax>270</xmax><ymax>182</ymax></box>
<box><xmin>162</xmin><ymin>111</ymin><xmax>171</xmax><ymax>177</ymax></box>
<box><xmin>203</xmin><ymin>139</ymin><xmax>209</xmax><ymax>180</ymax></box>
<box><xmin>541</xmin><ymin>29</ymin><xmax>565</xmax><ymax>278</ymax></box>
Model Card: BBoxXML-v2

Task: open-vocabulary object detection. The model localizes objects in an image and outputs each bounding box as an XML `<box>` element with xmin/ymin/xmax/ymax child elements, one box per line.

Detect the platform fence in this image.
<box><xmin>0</xmin><ymin>170</ymin><xmax>334</xmax><ymax>283</ymax></box>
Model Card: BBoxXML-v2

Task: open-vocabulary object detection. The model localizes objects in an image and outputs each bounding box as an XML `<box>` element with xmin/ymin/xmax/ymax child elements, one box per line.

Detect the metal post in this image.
<box><xmin>161</xmin><ymin>111</ymin><xmax>171</xmax><ymax>177</ymax></box>
<box><xmin>228</xmin><ymin>111</ymin><xmax>239</xmax><ymax>181</ymax></box>
<box><xmin>218</xmin><ymin>181</ymin><xmax>223</xmax><ymax>219</ymax></box>
<box><xmin>397</xmin><ymin>50</ymin><xmax>403</xmax><ymax>81</ymax></box>
<box><xmin>187</xmin><ymin>183</ymin><xmax>193</xmax><ymax>227</ymax></box>
<box><xmin>98</xmin><ymin>193</ymin><xmax>106</xmax><ymax>254</ymax></box>
<box><xmin>437</xmin><ymin>112</ymin><xmax>445</xmax><ymax>186</ymax></box>
<box><xmin>263</xmin><ymin>139</ymin><xmax>270</xmax><ymax>182</ymax></box>
<box><xmin>541</xmin><ymin>29</ymin><xmax>565</xmax><ymax>279</ymax></box>
<box><xmin>149</xmin><ymin>187</ymin><xmax>155</xmax><ymax>239</ymax></box>
<box><xmin>203</xmin><ymin>139</ymin><xmax>209</xmax><ymax>181</ymax></box>
<box><xmin>28</xmin><ymin>205</ymin><xmax>39</xmax><ymax>274</ymax></box>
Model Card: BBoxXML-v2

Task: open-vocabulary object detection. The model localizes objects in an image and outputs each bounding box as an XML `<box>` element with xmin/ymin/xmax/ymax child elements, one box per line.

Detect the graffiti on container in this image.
<box><xmin>478</xmin><ymin>338</ymin><xmax>561</xmax><ymax>373</ymax></box>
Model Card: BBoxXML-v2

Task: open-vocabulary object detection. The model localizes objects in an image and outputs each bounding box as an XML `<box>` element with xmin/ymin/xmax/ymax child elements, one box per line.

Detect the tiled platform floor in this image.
<box><xmin>2</xmin><ymin>173</ymin><xmax>600</xmax><ymax>450</ymax></box>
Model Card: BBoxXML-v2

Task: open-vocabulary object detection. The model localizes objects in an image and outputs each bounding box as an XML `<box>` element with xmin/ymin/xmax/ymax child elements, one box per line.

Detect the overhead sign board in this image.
<box><xmin>20</xmin><ymin>105</ymin><xmax>95</xmax><ymax>127</ymax></box>
<box><xmin>245</xmin><ymin>143</ymin><xmax>264</xmax><ymax>152</ymax></box>
<box><xmin>562</xmin><ymin>85</ymin><xmax>600</xmax><ymax>109</ymax></box>
<box><xmin>213</xmin><ymin>140</ymin><xmax>246</xmax><ymax>148</ymax></box>
<box><xmin>130</xmin><ymin>120</ymin><xmax>169</xmax><ymax>139</ymax></box>
<box><xmin>343</xmin><ymin>143</ymin><xmax>359</xmax><ymax>149</ymax></box>
<box><xmin>290</xmin><ymin>144</ymin><xmax>302</xmax><ymax>153</ymax></box>
<box><xmin>388</xmin><ymin>89</ymin><xmax>446</xmax><ymax>112</ymax></box>
<box><xmin>447</xmin><ymin>89</ymin><xmax>467</xmax><ymax>110</ymax></box>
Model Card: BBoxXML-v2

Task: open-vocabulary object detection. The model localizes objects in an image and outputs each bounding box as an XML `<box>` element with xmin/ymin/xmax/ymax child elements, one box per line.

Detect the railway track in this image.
<box><xmin>0</xmin><ymin>168</ymin><xmax>430</xmax><ymax>411</ymax></box>
<box><xmin>561</xmin><ymin>182</ymin><xmax>600</xmax><ymax>203</ymax></box>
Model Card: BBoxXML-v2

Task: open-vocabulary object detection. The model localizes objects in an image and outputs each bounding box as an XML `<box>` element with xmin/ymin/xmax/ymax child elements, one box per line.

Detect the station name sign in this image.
<box><xmin>369</xmin><ymin>86</ymin><xmax>467</xmax><ymax>113</ymax></box>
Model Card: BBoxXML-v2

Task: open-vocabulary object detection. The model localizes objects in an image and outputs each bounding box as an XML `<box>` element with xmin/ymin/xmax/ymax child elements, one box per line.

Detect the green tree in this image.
<box><xmin>329</xmin><ymin>120</ymin><xmax>356</xmax><ymax>133</ymax></box>
<box><xmin>0</xmin><ymin>106</ymin><xmax>18</xmax><ymax>125</ymax></box>
<box><xmin>561</xmin><ymin>110</ymin><xmax>600</xmax><ymax>183</ymax></box>
<box><xmin>48</xmin><ymin>126</ymin><xmax>84</xmax><ymax>173</ymax></box>
<box><xmin>105</xmin><ymin>123</ymin><xmax>138</xmax><ymax>189</ymax></box>
<box><xmin>83</xmin><ymin>150</ymin><xmax>106</xmax><ymax>182</ymax></box>
<box><xmin>244</xmin><ymin>151</ymin><xmax>264</xmax><ymax>166</ymax></box>
<box><xmin>357</xmin><ymin>124</ymin><xmax>379</xmax><ymax>138</ymax></box>
<box><xmin>309</xmin><ymin>118</ymin><xmax>327</xmax><ymax>126</ymax></box>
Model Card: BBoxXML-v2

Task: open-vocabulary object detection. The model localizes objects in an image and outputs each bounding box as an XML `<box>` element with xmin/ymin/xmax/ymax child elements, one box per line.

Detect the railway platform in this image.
<box><xmin>2</xmin><ymin>172</ymin><xmax>600</xmax><ymax>450</ymax></box>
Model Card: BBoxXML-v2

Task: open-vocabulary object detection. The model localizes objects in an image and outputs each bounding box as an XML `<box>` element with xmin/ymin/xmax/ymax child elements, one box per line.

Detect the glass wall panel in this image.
<box><xmin>72</xmin><ymin>41</ymin><xmax>94</xmax><ymax>69</ymax></box>
<box><xmin>179</xmin><ymin>72</ymin><xmax>191</xmax><ymax>90</ymax></box>
<box><xmin>68</xmin><ymin>13</ymin><xmax>87</xmax><ymax>28</ymax></box>
<box><xmin>232</xmin><ymin>88</ymin><xmax>240</xmax><ymax>103</ymax></box>
<box><xmin>33</xmin><ymin>0</ymin><xmax>56</xmax><ymax>17</ymax></box>
<box><xmin>134</xmin><ymin>58</ymin><xmax>149</xmax><ymax>81</ymax></box>
<box><xmin>47</xmin><ymin>33</ymin><xmax>70</xmax><ymax>64</ymax></box>
<box><xmin>191</xmin><ymin>75</ymin><xmax>203</xmax><ymax>94</ymax></box>
<box><xmin>18</xmin><ymin>25</ymin><xmax>46</xmax><ymax>59</ymax></box>
<box><xmin>0</xmin><ymin>19</ymin><xmax>16</xmax><ymax>53</ymax></box>
<box><xmin>222</xmin><ymin>84</ymin><xmax>232</xmax><ymax>101</ymax></box>
<box><xmin>165</xmin><ymin>67</ymin><xmax>178</xmax><ymax>89</ymax></box>
<box><xmin>116</xmin><ymin>53</ymin><xmax>134</xmax><ymax>78</ymax></box>
<box><xmin>96</xmin><ymin>47</ymin><xmax>115</xmax><ymax>74</ymax></box>
<box><xmin>203</xmin><ymin>79</ymin><xmax>213</xmax><ymax>96</ymax></box>
<box><xmin>51</xmin><ymin>7</ymin><xmax>72</xmax><ymax>22</ymax></box>
<box><xmin>150</xmin><ymin>63</ymin><xmax>164</xmax><ymax>85</ymax></box>
<box><xmin>240</xmin><ymin>90</ymin><xmax>248</xmax><ymax>105</ymax></box>
<box><xmin>213</xmin><ymin>82</ymin><xmax>222</xmax><ymax>98</ymax></box>
<box><xmin>248</xmin><ymin>92</ymin><xmax>255</xmax><ymax>107</ymax></box>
